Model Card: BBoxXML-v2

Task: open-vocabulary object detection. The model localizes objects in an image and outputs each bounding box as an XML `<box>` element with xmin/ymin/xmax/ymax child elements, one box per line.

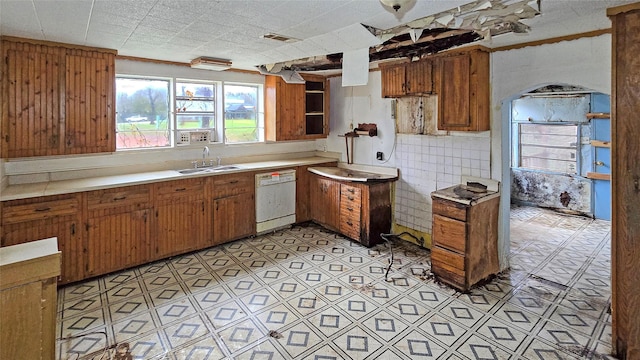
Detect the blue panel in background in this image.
<box><xmin>591</xmin><ymin>93</ymin><xmax>611</xmax><ymax>113</ymax></box>
<box><xmin>592</xmin><ymin>119</ymin><xmax>611</xmax><ymax>142</ymax></box>
<box><xmin>593</xmin><ymin>179</ymin><xmax>611</xmax><ymax>220</ymax></box>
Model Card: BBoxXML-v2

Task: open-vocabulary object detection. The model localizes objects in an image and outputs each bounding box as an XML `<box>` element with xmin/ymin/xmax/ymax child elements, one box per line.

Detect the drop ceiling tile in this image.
<box><xmin>0</xmin><ymin>1</ymin><xmax>41</xmax><ymax>35</ymax></box>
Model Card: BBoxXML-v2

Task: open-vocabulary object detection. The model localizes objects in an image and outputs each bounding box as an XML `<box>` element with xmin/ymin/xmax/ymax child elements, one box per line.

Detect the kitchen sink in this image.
<box><xmin>211</xmin><ymin>165</ymin><xmax>240</xmax><ymax>171</ymax></box>
<box><xmin>176</xmin><ymin>165</ymin><xmax>242</xmax><ymax>175</ymax></box>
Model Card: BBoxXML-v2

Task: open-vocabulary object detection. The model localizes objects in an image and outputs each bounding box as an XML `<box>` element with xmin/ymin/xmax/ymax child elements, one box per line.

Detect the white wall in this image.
<box><xmin>3</xmin><ymin>59</ymin><xmax>320</xmax><ymax>184</ymax></box>
<box><xmin>327</xmin><ymin>71</ymin><xmax>491</xmax><ymax>236</ymax></box>
<box><xmin>490</xmin><ymin>34</ymin><xmax>612</xmax><ymax>269</ymax></box>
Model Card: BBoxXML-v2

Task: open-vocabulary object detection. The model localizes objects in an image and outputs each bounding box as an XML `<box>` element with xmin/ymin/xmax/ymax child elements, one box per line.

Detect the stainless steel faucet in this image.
<box><xmin>202</xmin><ymin>146</ymin><xmax>210</xmax><ymax>166</ymax></box>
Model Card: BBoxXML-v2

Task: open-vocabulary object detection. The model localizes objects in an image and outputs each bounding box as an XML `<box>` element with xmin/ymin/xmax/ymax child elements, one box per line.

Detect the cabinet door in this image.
<box><xmin>381</xmin><ymin>64</ymin><xmax>406</xmax><ymax>98</ymax></box>
<box><xmin>1</xmin><ymin>195</ymin><xmax>83</xmax><ymax>284</ymax></box>
<box><xmin>3</xmin><ymin>46</ymin><xmax>64</xmax><ymax>158</ymax></box>
<box><xmin>309</xmin><ymin>176</ymin><xmax>340</xmax><ymax>230</ymax></box>
<box><xmin>1</xmin><ymin>219</ymin><xmax>82</xmax><ymax>284</ymax></box>
<box><xmin>438</xmin><ymin>54</ymin><xmax>471</xmax><ymax>130</ymax></box>
<box><xmin>65</xmin><ymin>53</ymin><xmax>115</xmax><ymax>154</ymax></box>
<box><xmin>213</xmin><ymin>193</ymin><xmax>255</xmax><ymax>245</ymax></box>
<box><xmin>155</xmin><ymin>200</ymin><xmax>209</xmax><ymax>258</ymax></box>
<box><xmin>86</xmin><ymin>209</ymin><xmax>151</xmax><ymax>276</ymax></box>
<box><xmin>406</xmin><ymin>60</ymin><xmax>432</xmax><ymax>94</ymax></box>
<box><xmin>278</xmin><ymin>79</ymin><xmax>305</xmax><ymax>140</ymax></box>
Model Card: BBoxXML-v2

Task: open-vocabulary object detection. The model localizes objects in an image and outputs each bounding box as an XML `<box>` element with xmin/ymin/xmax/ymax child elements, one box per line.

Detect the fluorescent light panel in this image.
<box><xmin>190</xmin><ymin>56</ymin><xmax>232</xmax><ymax>71</ymax></box>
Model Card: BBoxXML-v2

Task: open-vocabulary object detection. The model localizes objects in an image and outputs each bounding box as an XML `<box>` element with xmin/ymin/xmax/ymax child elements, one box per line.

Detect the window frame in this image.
<box><xmin>114</xmin><ymin>74</ymin><xmax>265</xmax><ymax>151</ymax></box>
<box><xmin>223</xmin><ymin>82</ymin><xmax>264</xmax><ymax>144</ymax></box>
<box><xmin>115</xmin><ymin>75</ymin><xmax>173</xmax><ymax>151</ymax></box>
<box><xmin>513</xmin><ymin>122</ymin><xmax>580</xmax><ymax>174</ymax></box>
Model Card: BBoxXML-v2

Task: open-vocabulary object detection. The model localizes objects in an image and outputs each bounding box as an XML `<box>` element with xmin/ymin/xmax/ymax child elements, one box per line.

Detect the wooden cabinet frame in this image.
<box><xmin>1</xmin><ymin>36</ymin><xmax>116</xmax><ymax>158</ymax></box>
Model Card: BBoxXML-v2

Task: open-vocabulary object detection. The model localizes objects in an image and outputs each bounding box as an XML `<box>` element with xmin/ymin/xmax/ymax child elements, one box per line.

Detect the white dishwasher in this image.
<box><xmin>255</xmin><ymin>169</ymin><xmax>296</xmax><ymax>234</ymax></box>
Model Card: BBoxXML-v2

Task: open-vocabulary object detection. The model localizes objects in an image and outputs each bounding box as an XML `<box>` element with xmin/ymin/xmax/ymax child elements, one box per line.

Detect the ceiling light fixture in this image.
<box><xmin>379</xmin><ymin>0</ymin><xmax>411</xmax><ymax>12</ymax></box>
<box><xmin>190</xmin><ymin>57</ymin><xmax>232</xmax><ymax>71</ymax></box>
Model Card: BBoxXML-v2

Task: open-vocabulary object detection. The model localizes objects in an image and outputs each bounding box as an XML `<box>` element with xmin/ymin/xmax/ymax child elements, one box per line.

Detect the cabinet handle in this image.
<box><xmin>346</xmin><ymin>221</ymin><xmax>353</xmax><ymax>226</ymax></box>
<box><xmin>34</xmin><ymin>207</ymin><xmax>51</xmax><ymax>212</ymax></box>
<box><xmin>70</xmin><ymin>223</ymin><xmax>76</xmax><ymax>235</ymax></box>
<box><xmin>346</xmin><ymin>188</ymin><xmax>355</xmax><ymax>193</ymax></box>
<box><xmin>229</xmin><ymin>180</ymin><xmax>239</xmax><ymax>184</ymax></box>
<box><xmin>175</xmin><ymin>187</ymin><xmax>186</xmax><ymax>192</ymax></box>
<box><xmin>346</xmin><ymin>207</ymin><xmax>353</xmax><ymax>212</ymax></box>
<box><xmin>347</xmin><ymin>196</ymin><xmax>354</xmax><ymax>201</ymax></box>
<box><xmin>113</xmin><ymin>196</ymin><xmax>127</xmax><ymax>201</ymax></box>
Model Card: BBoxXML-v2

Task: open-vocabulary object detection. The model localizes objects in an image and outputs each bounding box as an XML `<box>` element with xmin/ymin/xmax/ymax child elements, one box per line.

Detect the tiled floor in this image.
<box><xmin>56</xmin><ymin>206</ymin><xmax>614</xmax><ymax>360</ymax></box>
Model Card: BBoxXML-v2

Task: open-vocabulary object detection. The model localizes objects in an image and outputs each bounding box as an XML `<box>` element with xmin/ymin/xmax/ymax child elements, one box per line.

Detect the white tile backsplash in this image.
<box><xmin>394</xmin><ymin>133</ymin><xmax>491</xmax><ymax>233</ymax></box>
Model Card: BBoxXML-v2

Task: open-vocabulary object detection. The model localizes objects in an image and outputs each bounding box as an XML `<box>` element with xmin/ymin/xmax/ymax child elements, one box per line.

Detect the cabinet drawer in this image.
<box><xmin>155</xmin><ymin>178</ymin><xmax>205</xmax><ymax>200</ymax></box>
<box><xmin>211</xmin><ymin>173</ymin><xmax>254</xmax><ymax>198</ymax></box>
<box><xmin>340</xmin><ymin>184</ymin><xmax>362</xmax><ymax>207</ymax></box>
<box><xmin>432</xmin><ymin>197</ymin><xmax>467</xmax><ymax>221</ymax></box>
<box><xmin>340</xmin><ymin>214</ymin><xmax>361</xmax><ymax>240</ymax></box>
<box><xmin>87</xmin><ymin>186</ymin><xmax>151</xmax><ymax>210</ymax></box>
<box><xmin>2</xmin><ymin>198</ymin><xmax>79</xmax><ymax>225</ymax></box>
<box><xmin>431</xmin><ymin>246</ymin><xmax>465</xmax><ymax>273</ymax></box>
<box><xmin>432</xmin><ymin>214</ymin><xmax>466</xmax><ymax>253</ymax></box>
<box><xmin>431</xmin><ymin>261</ymin><xmax>466</xmax><ymax>289</ymax></box>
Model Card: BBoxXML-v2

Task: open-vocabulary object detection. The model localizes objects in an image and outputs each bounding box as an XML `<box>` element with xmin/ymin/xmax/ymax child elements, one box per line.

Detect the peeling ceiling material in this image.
<box><xmin>0</xmin><ymin>0</ymin><xmax>634</xmax><ymax>71</ymax></box>
<box><xmin>260</xmin><ymin>0</ymin><xmax>540</xmax><ymax>73</ymax></box>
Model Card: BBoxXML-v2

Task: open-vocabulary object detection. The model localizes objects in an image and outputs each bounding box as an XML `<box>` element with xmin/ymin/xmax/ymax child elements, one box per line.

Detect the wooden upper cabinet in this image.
<box><xmin>265</xmin><ymin>74</ymin><xmax>329</xmax><ymax>141</ymax></box>
<box><xmin>436</xmin><ymin>48</ymin><xmax>490</xmax><ymax>132</ymax></box>
<box><xmin>381</xmin><ymin>59</ymin><xmax>433</xmax><ymax>97</ymax></box>
<box><xmin>1</xmin><ymin>37</ymin><xmax>116</xmax><ymax>158</ymax></box>
<box><xmin>64</xmin><ymin>51</ymin><xmax>115</xmax><ymax>154</ymax></box>
<box><xmin>3</xmin><ymin>44</ymin><xmax>64</xmax><ymax>157</ymax></box>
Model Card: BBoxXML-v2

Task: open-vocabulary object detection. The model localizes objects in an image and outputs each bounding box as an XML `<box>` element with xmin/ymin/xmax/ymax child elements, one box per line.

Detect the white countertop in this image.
<box><xmin>1</xmin><ymin>157</ymin><xmax>337</xmax><ymax>201</ymax></box>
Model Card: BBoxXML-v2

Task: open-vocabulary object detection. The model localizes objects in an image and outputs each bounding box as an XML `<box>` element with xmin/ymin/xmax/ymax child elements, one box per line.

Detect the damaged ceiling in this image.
<box><xmin>263</xmin><ymin>0</ymin><xmax>541</xmax><ymax>72</ymax></box>
<box><xmin>0</xmin><ymin>0</ymin><xmax>635</xmax><ymax>72</ymax></box>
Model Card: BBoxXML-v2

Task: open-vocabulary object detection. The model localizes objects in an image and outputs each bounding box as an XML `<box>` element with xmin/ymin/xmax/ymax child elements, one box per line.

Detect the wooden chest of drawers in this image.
<box><xmin>430</xmin><ymin>194</ymin><xmax>500</xmax><ymax>291</ymax></box>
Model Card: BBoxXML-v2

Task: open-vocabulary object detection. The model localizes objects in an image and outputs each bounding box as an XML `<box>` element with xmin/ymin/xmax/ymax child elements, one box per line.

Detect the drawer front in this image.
<box><xmin>340</xmin><ymin>202</ymin><xmax>361</xmax><ymax>240</ymax></box>
<box><xmin>211</xmin><ymin>173</ymin><xmax>254</xmax><ymax>198</ymax></box>
<box><xmin>340</xmin><ymin>184</ymin><xmax>362</xmax><ymax>208</ymax></box>
<box><xmin>431</xmin><ymin>246</ymin><xmax>465</xmax><ymax>273</ymax></box>
<box><xmin>87</xmin><ymin>186</ymin><xmax>151</xmax><ymax>210</ymax></box>
<box><xmin>432</xmin><ymin>197</ymin><xmax>467</xmax><ymax>221</ymax></box>
<box><xmin>432</xmin><ymin>214</ymin><xmax>466</xmax><ymax>253</ymax></box>
<box><xmin>2</xmin><ymin>198</ymin><xmax>79</xmax><ymax>225</ymax></box>
<box><xmin>155</xmin><ymin>178</ymin><xmax>205</xmax><ymax>200</ymax></box>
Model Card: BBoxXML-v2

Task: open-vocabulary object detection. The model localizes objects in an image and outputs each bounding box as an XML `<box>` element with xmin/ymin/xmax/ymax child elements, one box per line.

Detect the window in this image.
<box><xmin>175</xmin><ymin>81</ymin><xmax>217</xmax><ymax>143</ymax></box>
<box><xmin>115</xmin><ymin>77</ymin><xmax>170</xmax><ymax>149</ymax></box>
<box><xmin>224</xmin><ymin>84</ymin><xmax>263</xmax><ymax>143</ymax></box>
<box><xmin>517</xmin><ymin>123</ymin><xmax>578</xmax><ymax>173</ymax></box>
<box><xmin>115</xmin><ymin>75</ymin><xmax>263</xmax><ymax>149</ymax></box>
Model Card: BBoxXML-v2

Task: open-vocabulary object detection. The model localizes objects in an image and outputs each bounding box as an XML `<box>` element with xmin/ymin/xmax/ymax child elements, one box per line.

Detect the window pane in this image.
<box><xmin>176</xmin><ymin>114</ymin><xmax>216</xmax><ymax>130</ymax></box>
<box><xmin>116</xmin><ymin>78</ymin><xmax>170</xmax><ymax>149</ymax></box>
<box><xmin>519</xmin><ymin>123</ymin><xmax>577</xmax><ymax>173</ymax></box>
<box><xmin>224</xmin><ymin>84</ymin><xmax>261</xmax><ymax>143</ymax></box>
<box><xmin>176</xmin><ymin>81</ymin><xmax>215</xmax><ymax>132</ymax></box>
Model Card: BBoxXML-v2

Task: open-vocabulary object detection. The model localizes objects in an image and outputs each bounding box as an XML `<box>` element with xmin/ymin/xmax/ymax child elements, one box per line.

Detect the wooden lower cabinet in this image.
<box><xmin>309</xmin><ymin>176</ymin><xmax>341</xmax><ymax>231</ymax></box>
<box><xmin>0</xmin><ymin>194</ymin><xmax>83</xmax><ymax>284</ymax></box>
<box><xmin>85</xmin><ymin>185</ymin><xmax>152</xmax><ymax>277</ymax></box>
<box><xmin>154</xmin><ymin>178</ymin><xmax>210</xmax><ymax>258</ymax></box>
<box><xmin>211</xmin><ymin>172</ymin><xmax>256</xmax><ymax>244</ymax></box>
<box><xmin>1</xmin><ymin>238</ymin><xmax>60</xmax><ymax>360</ymax></box>
<box><xmin>309</xmin><ymin>174</ymin><xmax>392</xmax><ymax>247</ymax></box>
<box><xmin>430</xmin><ymin>195</ymin><xmax>500</xmax><ymax>291</ymax></box>
<box><xmin>86</xmin><ymin>209</ymin><xmax>151</xmax><ymax>276</ymax></box>
<box><xmin>213</xmin><ymin>192</ymin><xmax>255</xmax><ymax>245</ymax></box>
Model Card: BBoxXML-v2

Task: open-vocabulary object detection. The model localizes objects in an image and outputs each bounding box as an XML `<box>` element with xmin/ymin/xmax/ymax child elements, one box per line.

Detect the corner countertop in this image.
<box><xmin>308</xmin><ymin>163</ymin><xmax>399</xmax><ymax>182</ymax></box>
<box><xmin>1</xmin><ymin>157</ymin><xmax>337</xmax><ymax>201</ymax></box>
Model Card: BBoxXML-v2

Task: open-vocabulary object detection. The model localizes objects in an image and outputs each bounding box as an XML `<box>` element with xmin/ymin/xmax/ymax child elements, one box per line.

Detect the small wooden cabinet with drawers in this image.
<box><xmin>310</xmin><ymin>174</ymin><xmax>392</xmax><ymax>247</ymax></box>
<box><xmin>430</xmin><ymin>194</ymin><xmax>500</xmax><ymax>291</ymax></box>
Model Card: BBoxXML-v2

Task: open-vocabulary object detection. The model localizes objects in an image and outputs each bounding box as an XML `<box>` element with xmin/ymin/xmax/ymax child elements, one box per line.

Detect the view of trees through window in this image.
<box><xmin>224</xmin><ymin>84</ymin><xmax>261</xmax><ymax>143</ymax></box>
<box><xmin>116</xmin><ymin>77</ymin><xmax>170</xmax><ymax>149</ymax></box>
<box><xmin>115</xmin><ymin>77</ymin><xmax>263</xmax><ymax>149</ymax></box>
<box><xmin>175</xmin><ymin>81</ymin><xmax>216</xmax><ymax>133</ymax></box>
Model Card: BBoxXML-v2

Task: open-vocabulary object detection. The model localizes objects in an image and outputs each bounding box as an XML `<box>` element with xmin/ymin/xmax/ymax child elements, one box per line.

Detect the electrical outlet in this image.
<box><xmin>376</xmin><ymin>151</ymin><xmax>383</xmax><ymax>160</ymax></box>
